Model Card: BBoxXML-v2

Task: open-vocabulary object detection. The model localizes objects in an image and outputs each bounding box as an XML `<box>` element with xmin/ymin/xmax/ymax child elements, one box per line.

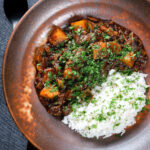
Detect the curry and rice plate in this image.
<box><xmin>34</xmin><ymin>17</ymin><xmax>149</xmax><ymax>138</ymax></box>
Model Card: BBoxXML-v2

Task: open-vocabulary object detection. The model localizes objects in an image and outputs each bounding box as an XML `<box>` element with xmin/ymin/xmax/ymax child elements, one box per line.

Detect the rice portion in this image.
<box><xmin>62</xmin><ymin>70</ymin><xmax>148</xmax><ymax>138</ymax></box>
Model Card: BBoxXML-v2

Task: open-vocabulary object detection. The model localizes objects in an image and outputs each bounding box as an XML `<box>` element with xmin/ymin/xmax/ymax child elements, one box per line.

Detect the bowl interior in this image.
<box><xmin>3</xmin><ymin>0</ymin><xmax>150</xmax><ymax>149</ymax></box>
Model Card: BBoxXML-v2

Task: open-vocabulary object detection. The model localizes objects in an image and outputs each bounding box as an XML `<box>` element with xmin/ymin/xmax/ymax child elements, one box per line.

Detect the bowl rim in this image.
<box><xmin>2</xmin><ymin>0</ymin><xmax>150</xmax><ymax>149</ymax></box>
<box><xmin>2</xmin><ymin>0</ymin><xmax>43</xmax><ymax>149</ymax></box>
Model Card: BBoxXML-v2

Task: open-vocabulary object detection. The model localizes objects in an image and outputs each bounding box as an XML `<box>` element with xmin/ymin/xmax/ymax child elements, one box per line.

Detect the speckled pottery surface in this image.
<box><xmin>2</xmin><ymin>0</ymin><xmax>150</xmax><ymax>149</ymax></box>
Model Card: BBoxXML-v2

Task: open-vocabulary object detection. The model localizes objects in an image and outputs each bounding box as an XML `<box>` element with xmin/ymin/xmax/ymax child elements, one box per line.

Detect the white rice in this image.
<box><xmin>62</xmin><ymin>70</ymin><xmax>148</xmax><ymax>139</ymax></box>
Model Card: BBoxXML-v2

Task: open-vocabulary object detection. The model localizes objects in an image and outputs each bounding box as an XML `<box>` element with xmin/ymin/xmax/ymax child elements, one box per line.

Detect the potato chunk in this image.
<box><xmin>64</xmin><ymin>68</ymin><xmax>72</xmax><ymax>79</ymax></box>
<box><xmin>92</xmin><ymin>42</ymin><xmax>107</xmax><ymax>59</ymax></box>
<box><xmin>71</xmin><ymin>19</ymin><xmax>95</xmax><ymax>32</ymax></box>
<box><xmin>48</xmin><ymin>26</ymin><xmax>67</xmax><ymax>46</ymax></box>
<box><xmin>40</xmin><ymin>85</ymin><xmax>59</xmax><ymax>99</ymax></box>
<box><xmin>109</xmin><ymin>42</ymin><xmax>121</xmax><ymax>54</ymax></box>
<box><xmin>120</xmin><ymin>52</ymin><xmax>136</xmax><ymax>68</ymax></box>
<box><xmin>71</xmin><ymin>19</ymin><xmax>88</xmax><ymax>31</ymax></box>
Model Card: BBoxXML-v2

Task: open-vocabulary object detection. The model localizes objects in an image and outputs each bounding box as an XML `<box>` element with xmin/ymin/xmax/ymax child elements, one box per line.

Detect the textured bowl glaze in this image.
<box><xmin>2</xmin><ymin>0</ymin><xmax>150</xmax><ymax>149</ymax></box>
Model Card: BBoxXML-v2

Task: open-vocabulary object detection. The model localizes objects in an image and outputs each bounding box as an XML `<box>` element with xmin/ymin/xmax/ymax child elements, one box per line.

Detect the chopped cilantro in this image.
<box><xmin>75</xmin><ymin>28</ymin><xmax>83</xmax><ymax>36</ymax></box>
<box><xmin>146</xmin><ymin>98</ymin><xmax>150</xmax><ymax>105</ymax></box>
<box><xmin>136</xmin><ymin>50</ymin><xmax>141</xmax><ymax>57</ymax></box>
<box><xmin>103</xmin><ymin>33</ymin><xmax>111</xmax><ymax>40</ymax></box>
<box><xmin>115</xmin><ymin>134</ymin><xmax>122</xmax><ymax>137</ymax></box>
<box><xmin>91</xmin><ymin>98</ymin><xmax>97</xmax><ymax>104</ymax></box>
<box><xmin>96</xmin><ymin>113</ymin><xmax>106</xmax><ymax>122</ymax></box>
<box><xmin>93</xmin><ymin>44</ymin><xmax>100</xmax><ymax>49</ymax></box>
<box><xmin>36</xmin><ymin>63</ymin><xmax>41</xmax><ymax>66</ymax></box>
<box><xmin>92</xmin><ymin>124</ymin><xmax>97</xmax><ymax>129</ymax></box>
<box><xmin>120</xmin><ymin>34</ymin><xmax>123</xmax><ymax>40</ymax></box>
<box><xmin>69</xmin><ymin>26</ymin><xmax>75</xmax><ymax>30</ymax></box>
<box><xmin>141</xmin><ymin>107</ymin><xmax>149</xmax><ymax>113</ymax></box>
<box><xmin>134</xmin><ymin>103</ymin><xmax>139</xmax><ymax>109</ymax></box>
<box><xmin>48</xmin><ymin>72</ymin><xmax>53</xmax><ymax>79</ymax></box>
<box><xmin>113</xmin><ymin>123</ymin><xmax>120</xmax><ymax>129</ymax></box>
<box><xmin>44</xmin><ymin>80</ymin><xmax>50</xmax><ymax>88</ymax></box>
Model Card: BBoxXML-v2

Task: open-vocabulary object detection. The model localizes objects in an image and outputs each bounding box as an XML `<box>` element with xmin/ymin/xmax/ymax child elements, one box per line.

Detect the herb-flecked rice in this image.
<box><xmin>62</xmin><ymin>70</ymin><xmax>148</xmax><ymax>138</ymax></box>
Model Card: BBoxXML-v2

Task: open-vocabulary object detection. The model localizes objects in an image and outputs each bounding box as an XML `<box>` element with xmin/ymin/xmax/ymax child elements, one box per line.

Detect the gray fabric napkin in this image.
<box><xmin>0</xmin><ymin>0</ymin><xmax>38</xmax><ymax>149</ymax></box>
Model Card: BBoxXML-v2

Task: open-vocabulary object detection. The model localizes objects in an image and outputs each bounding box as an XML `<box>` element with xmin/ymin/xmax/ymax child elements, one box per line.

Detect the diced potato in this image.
<box><xmin>92</xmin><ymin>42</ymin><xmax>107</xmax><ymax>59</ymax></box>
<box><xmin>64</xmin><ymin>67</ymin><xmax>80</xmax><ymax>79</ymax></box>
<box><xmin>109</xmin><ymin>41</ymin><xmax>121</xmax><ymax>54</ymax></box>
<box><xmin>99</xmin><ymin>42</ymin><xmax>107</xmax><ymax>49</ymax></box>
<box><xmin>71</xmin><ymin>19</ymin><xmax>88</xmax><ymax>31</ymax></box>
<box><xmin>40</xmin><ymin>85</ymin><xmax>59</xmax><ymax>99</ymax></box>
<box><xmin>64</xmin><ymin>68</ymin><xmax>72</xmax><ymax>79</ymax></box>
<box><xmin>57</xmin><ymin>79</ymin><xmax>63</xmax><ymax>88</ymax></box>
<box><xmin>93</xmin><ymin>50</ymin><xmax>99</xmax><ymax>60</ymax></box>
<box><xmin>71</xmin><ymin>19</ymin><xmax>96</xmax><ymax>32</ymax></box>
<box><xmin>113</xmin><ymin>31</ymin><xmax>118</xmax><ymax>36</ymax></box>
<box><xmin>48</xmin><ymin>26</ymin><xmax>68</xmax><ymax>46</ymax></box>
<box><xmin>120</xmin><ymin>52</ymin><xmax>136</xmax><ymax>68</ymax></box>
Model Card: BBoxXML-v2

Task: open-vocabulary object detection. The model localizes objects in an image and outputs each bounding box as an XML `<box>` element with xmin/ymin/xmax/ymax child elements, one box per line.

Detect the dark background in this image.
<box><xmin>0</xmin><ymin>0</ymin><xmax>38</xmax><ymax>149</ymax></box>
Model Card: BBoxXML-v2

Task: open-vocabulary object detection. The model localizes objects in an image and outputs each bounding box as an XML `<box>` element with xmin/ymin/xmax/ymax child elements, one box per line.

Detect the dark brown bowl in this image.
<box><xmin>2</xmin><ymin>0</ymin><xmax>150</xmax><ymax>149</ymax></box>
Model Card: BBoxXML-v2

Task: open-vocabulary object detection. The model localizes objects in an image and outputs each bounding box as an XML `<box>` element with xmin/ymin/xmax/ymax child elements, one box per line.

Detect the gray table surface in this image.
<box><xmin>0</xmin><ymin>0</ymin><xmax>38</xmax><ymax>149</ymax></box>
